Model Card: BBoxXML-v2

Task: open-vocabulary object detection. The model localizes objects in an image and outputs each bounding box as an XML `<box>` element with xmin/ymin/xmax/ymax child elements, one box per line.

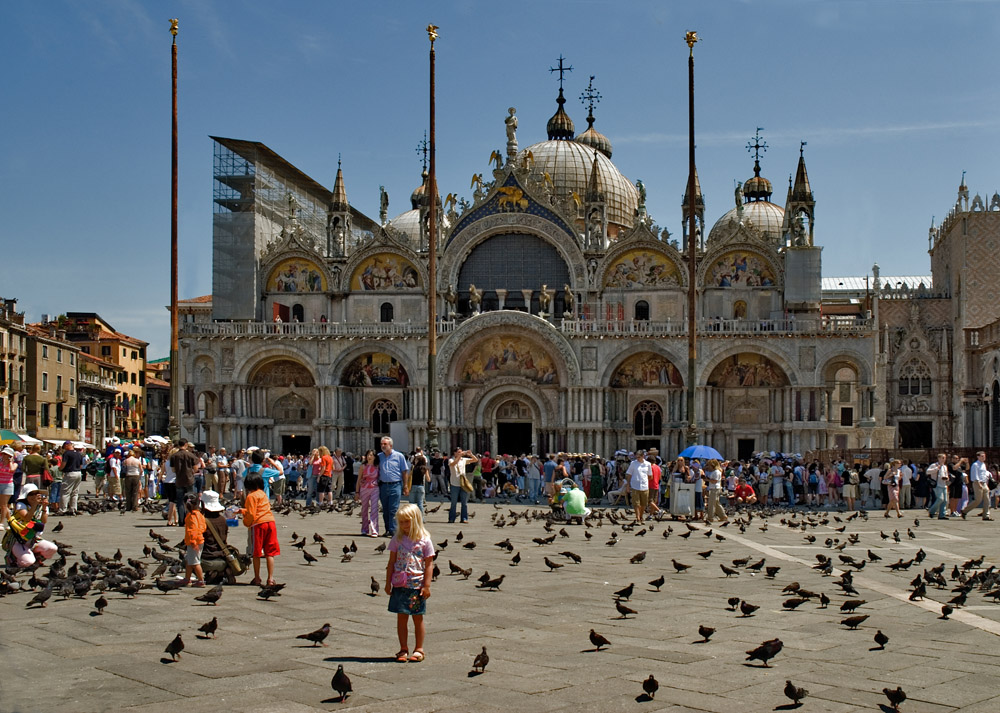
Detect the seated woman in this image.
<box><xmin>199</xmin><ymin>490</ymin><xmax>235</xmax><ymax>584</ymax></box>
<box><xmin>3</xmin><ymin>484</ymin><xmax>58</xmax><ymax>567</ymax></box>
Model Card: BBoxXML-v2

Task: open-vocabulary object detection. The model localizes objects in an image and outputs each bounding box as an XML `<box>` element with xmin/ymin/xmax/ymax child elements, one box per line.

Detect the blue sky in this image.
<box><xmin>4</xmin><ymin>1</ymin><xmax>999</xmax><ymax>358</ymax></box>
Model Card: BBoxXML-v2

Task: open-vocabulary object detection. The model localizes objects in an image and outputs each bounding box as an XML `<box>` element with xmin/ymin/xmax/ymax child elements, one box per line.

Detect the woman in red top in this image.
<box><xmin>318</xmin><ymin>446</ymin><xmax>334</xmax><ymax>505</ymax></box>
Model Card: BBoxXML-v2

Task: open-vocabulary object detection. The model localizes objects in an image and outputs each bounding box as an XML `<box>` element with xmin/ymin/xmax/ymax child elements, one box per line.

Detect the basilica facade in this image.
<box><xmin>177</xmin><ymin>96</ymin><xmax>1000</xmax><ymax>459</ymax></box>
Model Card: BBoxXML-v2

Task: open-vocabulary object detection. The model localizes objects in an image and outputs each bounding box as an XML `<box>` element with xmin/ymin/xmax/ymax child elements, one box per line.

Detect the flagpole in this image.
<box><xmin>168</xmin><ymin>19</ymin><xmax>180</xmax><ymax>441</ymax></box>
<box><xmin>685</xmin><ymin>31</ymin><xmax>699</xmax><ymax>448</ymax></box>
<box><xmin>426</xmin><ymin>24</ymin><xmax>440</xmax><ymax>455</ymax></box>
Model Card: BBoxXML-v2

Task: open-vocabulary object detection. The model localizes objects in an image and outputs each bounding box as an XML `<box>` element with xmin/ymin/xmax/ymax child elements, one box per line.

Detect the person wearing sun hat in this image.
<box><xmin>2</xmin><ymin>483</ymin><xmax>58</xmax><ymax>567</ymax></box>
<box><xmin>0</xmin><ymin>446</ymin><xmax>16</xmax><ymax>529</ymax></box>
<box><xmin>199</xmin><ymin>490</ymin><xmax>232</xmax><ymax>582</ymax></box>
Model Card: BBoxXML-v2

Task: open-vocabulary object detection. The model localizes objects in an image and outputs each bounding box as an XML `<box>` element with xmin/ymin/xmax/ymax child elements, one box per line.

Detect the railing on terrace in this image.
<box><xmin>181</xmin><ymin>314</ymin><xmax>872</xmax><ymax>338</ymax></box>
<box><xmin>79</xmin><ymin>372</ymin><xmax>119</xmax><ymax>390</ymax></box>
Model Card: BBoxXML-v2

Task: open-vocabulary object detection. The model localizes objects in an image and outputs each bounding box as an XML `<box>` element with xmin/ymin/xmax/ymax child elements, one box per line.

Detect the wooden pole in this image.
<box><xmin>168</xmin><ymin>19</ymin><xmax>180</xmax><ymax>441</ymax></box>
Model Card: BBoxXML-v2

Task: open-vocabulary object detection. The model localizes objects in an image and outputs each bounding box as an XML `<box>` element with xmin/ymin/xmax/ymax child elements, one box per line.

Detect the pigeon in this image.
<box><xmin>940</xmin><ymin>604</ymin><xmax>954</xmax><ymax>619</ymax></box>
<box><xmin>52</xmin><ymin>521</ymin><xmax>64</xmax><ymax>533</ymax></box>
<box><xmin>313</xmin><ymin>533</ymin><xmax>325</xmax><ymax>543</ymax></box>
<box><xmin>630</xmin><ymin>551</ymin><xmax>647</xmax><ymax>564</ymax></box>
<box><xmin>472</xmin><ymin>646</ymin><xmax>489</xmax><ymax>673</ymax></box>
<box><xmin>510</xmin><ymin>552</ymin><xmax>521</xmax><ymax>566</ymax></box>
<box><xmin>782</xmin><ymin>582</ymin><xmax>801</xmax><ymax>593</ymax></box>
<box><xmin>883</xmin><ymin>686</ymin><xmax>907</xmax><ymax>711</ymax></box>
<box><xmin>462</xmin><ymin>541</ymin><xmax>477</xmax><ymax>550</ymax></box>
<box><xmin>319</xmin><ymin>543</ymin><xmax>330</xmax><ymax>557</ymax></box>
<box><xmin>544</xmin><ymin>556</ymin><xmax>564</xmax><ymax>571</ymax></box>
<box><xmin>27</xmin><ymin>587</ymin><xmax>52</xmax><ymax>608</ymax></box>
<box><xmin>154</xmin><ymin>579</ymin><xmax>185</xmax><ymax>594</ymax></box>
<box><xmin>739</xmin><ymin>600</ymin><xmax>759</xmax><ymax>617</ymax></box>
<box><xmin>199</xmin><ymin>616</ymin><xmax>219</xmax><ymax>638</ymax></box>
<box><xmin>841</xmin><ymin>614</ymin><xmax>869</xmax><ymax>629</ymax></box>
<box><xmin>349</xmin><ymin>540</ymin><xmax>357</xmax><ymax>553</ymax></box>
<box><xmin>297</xmin><ymin>623</ymin><xmax>331</xmax><ymax>647</ymax></box>
<box><xmin>642</xmin><ymin>674</ymin><xmax>659</xmax><ymax>699</ymax></box>
<box><xmin>370</xmin><ymin>577</ymin><xmax>379</xmax><ymax>596</ymax></box>
<box><xmin>840</xmin><ymin>599</ymin><xmax>866</xmax><ymax>613</ymax></box>
<box><xmin>94</xmin><ymin>595</ymin><xmax>108</xmax><ymax>615</ymax></box>
<box><xmin>727</xmin><ymin>596</ymin><xmax>741</xmax><ymax>610</ymax></box>
<box><xmin>589</xmin><ymin>629</ymin><xmax>611</xmax><ymax>651</ymax></box>
<box><xmin>783</xmin><ymin>597</ymin><xmax>809</xmax><ymax>610</ymax></box>
<box><xmin>195</xmin><ymin>585</ymin><xmax>223</xmax><ymax>606</ymax></box>
<box><xmin>765</xmin><ymin>566</ymin><xmax>781</xmax><ymax>578</ymax></box>
<box><xmin>455</xmin><ymin>531</ymin><xmax>464</xmax><ymax>541</ymax></box>
<box><xmin>745</xmin><ymin>638</ymin><xmax>783</xmax><ymax>667</ymax></box>
<box><xmin>672</xmin><ymin>559</ymin><xmax>692</xmax><ymax>573</ymax></box>
<box><xmin>331</xmin><ymin>665</ymin><xmax>352</xmax><ymax>701</ymax></box>
<box><xmin>784</xmin><ymin>680</ymin><xmax>808</xmax><ymax>707</ymax></box>
<box><xmin>697</xmin><ymin>550</ymin><xmax>713</xmax><ymax>559</ymax></box>
<box><xmin>649</xmin><ymin>575</ymin><xmax>665</xmax><ymax>591</ymax></box>
<box><xmin>481</xmin><ymin>574</ymin><xmax>504</xmax><ymax>591</ymax></box>
<box><xmin>559</xmin><ymin>551</ymin><xmax>582</xmax><ymax>564</ymax></box>
<box><xmin>819</xmin><ymin>592</ymin><xmax>831</xmax><ymax>608</ymax></box>
<box><xmin>614</xmin><ymin>583</ymin><xmax>635</xmax><ymax>601</ymax></box>
<box><xmin>874</xmin><ymin>630</ymin><xmax>889</xmax><ymax>649</ymax></box>
<box><xmin>164</xmin><ymin>634</ymin><xmax>184</xmax><ymax>660</ymax></box>
<box><xmin>303</xmin><ymin>550</ymin><xmax>318</xmax><ymax>564</ymax></box>
<box><xmin>615</xmin><ymin>600</ymin><xmax>637</xmax><ymax>619</ymax></box>
<box><xmin>257</xmin><ymin>583</ymin><xmax>285</xmax><ymax>600</ymax></box>
<box><xmin>698</xmin><ymin>625</ymin><xmax>715</xmax><ymax>642</ymax></box>
<box><xmin>720</xmin><ymin>564</ymin><xmax>740</xmax><ymax>577</ymax></box>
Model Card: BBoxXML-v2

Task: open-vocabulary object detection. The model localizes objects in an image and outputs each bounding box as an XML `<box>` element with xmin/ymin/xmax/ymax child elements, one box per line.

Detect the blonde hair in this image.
<box><xmin>393</xmin><ymin>503</ymin><xmax>430</xmax><ymax>544</ymax></box>
<box><xmin>706</xmin><ymin>458</ymin><xmax>720</xmax><ymax>471</ymax></box>
<box><xmin>318</xmin><ymin>446</ymin><xmax>330</xmax><ymax>457</ymax></box>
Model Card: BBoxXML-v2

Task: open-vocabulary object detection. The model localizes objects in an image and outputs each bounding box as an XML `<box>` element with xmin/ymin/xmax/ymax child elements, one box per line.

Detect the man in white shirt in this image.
<box><xmin>898</xmin><ymin>462</ymin><xmax>913</xmax><ymax>509</ymax></box>
<box><xmin>448</xmin><ymin>447</ymin><xmax>478</xmax><ymax>524</ymax></box>
<box><xmin>770</xmin><ymin>462</ymin><xmax>785</xmax><ymax>505</ymax></box>
<box><xmin>862</xmin><ymin>465</ymin><xmax>882</xmax><ymax>508</ymax></box>
<box><xmin>961</xmin><ymin>451</ymin><xmax>993</xmax><ymax>520</ymax></box>
<box><xmin>625</xmin><ymin>451</ymin><xmax>651</xmax><ymax>525</ymax></box>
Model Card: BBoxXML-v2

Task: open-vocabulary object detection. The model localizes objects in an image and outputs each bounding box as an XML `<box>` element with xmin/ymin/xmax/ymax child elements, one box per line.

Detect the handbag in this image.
<box><xmin>204</xmin><ymin>515</ymin><xmax>245</xmax><ymax>575</ymax></box>
<box><xmin>42</xmin><ymin>469</ymin><xmax>53</xmax><ymax>486</ymax></box>
<box><xmin>459</xmin><ymin>473</ymin><xmax>474</xmax><ymax>493</ymax></box>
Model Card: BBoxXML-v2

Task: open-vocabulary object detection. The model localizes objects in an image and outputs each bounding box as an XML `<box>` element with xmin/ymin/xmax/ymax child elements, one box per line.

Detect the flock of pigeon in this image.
<box><xmin>2</xmin><ymin>496</ymin><xmax>998</xmax><ymax>709</ymax></box>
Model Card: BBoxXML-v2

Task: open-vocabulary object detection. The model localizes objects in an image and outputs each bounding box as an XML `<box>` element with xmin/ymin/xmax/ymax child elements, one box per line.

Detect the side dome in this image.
<box><xmin>707</xmin><ymin>201</ymin><xmax>785</xmax><ymax>244</ymax></box>
<box><xmin>520</xmin><ymin>140</ymin><xmax>638</xmax><ymax>228</ymax></box>
<box><xmin>387</xmin><ymin>209</ymin><xmax>422</xmax><ymax>243</ymax></box>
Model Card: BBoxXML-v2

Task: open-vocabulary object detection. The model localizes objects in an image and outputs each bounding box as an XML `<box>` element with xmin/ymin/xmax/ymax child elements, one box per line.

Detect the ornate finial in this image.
<box><xmin>580</xmin><ymin>75</ymin><xmax>601</xmax><ymax>119</ymax></box>
<box><xmin>169</xmin><ymin>18</ymin><xmax>178</xmax><ymax>39</ymax></box>
<box><xmin>549</xmin><ymin>54</ymin><xmax>573</xmax><ymax>91</ymax></box>
<box><xmin>337</xmin><ymin>153</ymin><xmax>342</xmax><ymax>170</ymax></box>
<box><xmin>416</xmin><ymin>132</ymin><xmax>429</xmax><ymax>171</ymax></box>
<box><xmin>685</xmin><ymin>30</ymin><xmax>699</xmax><ymax>55</ymax></box>
<box><xmin>427</xmin><ymin>24</ymin><xmax>439</xmax><ymax>44</ymax></box>
<box><xmin>799</xmin><ymin>140</ymin><xmax>807</xmax><ymax>156</ymax></box>
<box><xmin>747</xmin><ymin>128</ymin><xmax>768</xmax><ymax>164</ymax></box>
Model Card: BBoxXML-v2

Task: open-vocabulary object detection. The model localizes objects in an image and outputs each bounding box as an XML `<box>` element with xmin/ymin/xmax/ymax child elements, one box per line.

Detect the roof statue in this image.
<box><xmin>735</xmin><ymin>181</ymin><xmax>744</xmax><ymax>223</ymax></box>
<box><xmin>379</xmin><ymin>186</ymin><xmax>389</xmax><ymax>225</ymax></box>
<box><xmin>505</xmin><ymin>107</ymin><xmax>518</xmax><ymax>162</ymax></box>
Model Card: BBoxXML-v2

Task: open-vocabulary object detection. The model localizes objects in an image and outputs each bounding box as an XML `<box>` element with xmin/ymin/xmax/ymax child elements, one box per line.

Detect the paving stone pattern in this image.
<box><xmin>3</xmin><ymin>489</ymin><xmax>1000</xmax><ymax>713</ymax></box>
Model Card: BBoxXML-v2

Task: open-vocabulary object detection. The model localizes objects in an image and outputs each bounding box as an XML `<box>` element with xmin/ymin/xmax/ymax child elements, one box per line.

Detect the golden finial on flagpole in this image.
<box><xmin>427</xmin><ymin>24</ymin><xmax>439</xmax><ymax>44</ymax></box>
<box><xmin>685</xmin><ymin>30</ymin><xmax>698</xmax><ymax>55</ymax></box>
<box><xmin>170</xmin><ymin>18</ymin><xmax>179</xmax><ymax>40</ymax></box>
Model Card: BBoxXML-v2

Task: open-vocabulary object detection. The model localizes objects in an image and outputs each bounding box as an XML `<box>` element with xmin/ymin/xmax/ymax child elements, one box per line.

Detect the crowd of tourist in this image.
<box><xmin>4</xmin><ymin>439</ymin><xmax>999</xmax><ymax>536</ymax></box>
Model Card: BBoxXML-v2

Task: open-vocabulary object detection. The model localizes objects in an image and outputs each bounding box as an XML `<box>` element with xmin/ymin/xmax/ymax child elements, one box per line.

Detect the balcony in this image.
<box><xmin>56</xmin><ymin>388</ymin><xmax>68</xmax><ymax>401</ymax></box>
<box><xmin>180</xmin><ymin>314</ymin><xmax>872</xmax><ymax>340</ymax></box>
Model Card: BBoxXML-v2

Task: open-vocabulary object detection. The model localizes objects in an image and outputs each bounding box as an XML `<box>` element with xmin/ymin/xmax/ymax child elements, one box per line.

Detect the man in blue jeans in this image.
<box><xmin>377</xmin><ymin>436</ymin><xmax>410</xmax><ymax>537</ymax></box>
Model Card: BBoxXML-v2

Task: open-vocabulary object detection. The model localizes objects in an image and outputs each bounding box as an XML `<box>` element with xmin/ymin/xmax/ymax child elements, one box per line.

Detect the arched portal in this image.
<box><xmin>494</xmin><ymin>398</ymin><xmax>534</xmax><ymax>456</ymax></box>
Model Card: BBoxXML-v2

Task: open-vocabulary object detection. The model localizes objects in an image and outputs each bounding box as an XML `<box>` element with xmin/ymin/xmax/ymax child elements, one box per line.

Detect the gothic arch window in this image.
<box><xmin>898</xmin><ymin>359</ymin><xmax>932</xmax><ymax>396</ymax></box>
<box><xmin>634</xmin><ymin>300</ymin><xmax>650</xmax><ymax>321</ymax></box>
<box><xmin>371</xmin><ymin>399</ymin><xmax>398</xmax><ymax>435</ymax></box>
<box><xmin>633</xmin><ymin>400</ymin><xmax>663</xmax><ymax>437</ymax></box>
<box><xmin>380</xmin><ymin>302</ymin><xmax>394</xmax><ymax>323</ymax></box>
<box><xmin>292</xmin><ymin>304</ymin><xmax>304</xmax><ymax>322</ymax></box>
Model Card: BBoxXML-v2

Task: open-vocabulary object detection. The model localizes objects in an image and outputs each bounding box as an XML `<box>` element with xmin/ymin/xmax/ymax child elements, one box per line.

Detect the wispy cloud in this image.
<box><xmin>617</xmin><ymin>119</ymin><xmax>1000</xmax><ymax>146</ymax></box>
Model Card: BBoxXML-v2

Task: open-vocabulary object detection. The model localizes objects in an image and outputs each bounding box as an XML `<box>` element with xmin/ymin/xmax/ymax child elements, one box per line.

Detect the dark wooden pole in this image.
<box><xmin>426</xmin><ymin>24</ymin><xmax>439</xmax><ymax>454</ymax></box>
<box><xmin>685</xmin><ymin>31</ymin><xmax>699</xmax><ymax>447</ymax></box>
<box><xmin>168</xmin><ymin>19</ymin><xmax>180</xmax><ymax>441</ymax></box>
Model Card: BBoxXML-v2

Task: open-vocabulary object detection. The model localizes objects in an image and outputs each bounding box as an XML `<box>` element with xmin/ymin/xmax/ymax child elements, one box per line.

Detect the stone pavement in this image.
<box><xmin>3</xmin><ymin>488</ymin><xmax>1000</xmax><ymax>713</ymax></box>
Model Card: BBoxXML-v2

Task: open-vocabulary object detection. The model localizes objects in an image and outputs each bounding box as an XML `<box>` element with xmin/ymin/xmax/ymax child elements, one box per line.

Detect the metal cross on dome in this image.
<box><xmin>416</xmin><ymin>131</ymin><xmax>429</xmax><ymax>171</ymax></box>
<box><xmin>549</xmin><ymin>54</ymin><xmax>573</xmax><ymax>90</ymax></box>
<box><xmin>747</xmin><ymin>127</ymin><xmax>767</xmax><ymax>163</ymax></box>
<box><xmin>580</xmin><ymin>75</ymin><xmax>601</xmax><ymax>113</ymax></box>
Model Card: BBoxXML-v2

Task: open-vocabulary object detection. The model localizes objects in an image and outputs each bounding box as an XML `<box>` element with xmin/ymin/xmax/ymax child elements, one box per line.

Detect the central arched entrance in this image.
<box><xmin>494</xmin><ymin>398</ymin><xmax>534</xmax><ymax>456</ymax></box>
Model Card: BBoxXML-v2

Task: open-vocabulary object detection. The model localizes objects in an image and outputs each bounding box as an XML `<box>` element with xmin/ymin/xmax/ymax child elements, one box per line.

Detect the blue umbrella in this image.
<box><xmin>678</xmin><ymin>444</ymin><xmax>724</xmax><ymax>461</ymax></box>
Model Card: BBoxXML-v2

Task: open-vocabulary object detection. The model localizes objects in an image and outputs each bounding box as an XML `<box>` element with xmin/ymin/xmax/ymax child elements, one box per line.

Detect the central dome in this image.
<box><xmin>708</xmin><ymin>201</ymin><xmax>785</xmax><ymax>244</ymax></box>
<box><xmin>520</xmin><ymin>140</ymin><xmax>638</xmax><ymax>228</ymax></box>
